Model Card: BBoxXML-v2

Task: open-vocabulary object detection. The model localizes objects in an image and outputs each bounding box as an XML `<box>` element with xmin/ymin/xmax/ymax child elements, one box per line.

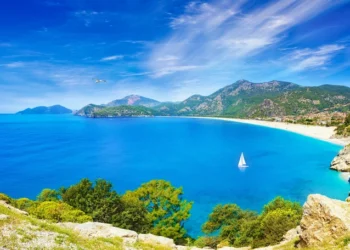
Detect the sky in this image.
<box><xmin>1</xmin><ymin>0</ymin><xmax>350</xmax><ymax>112</ymax></box>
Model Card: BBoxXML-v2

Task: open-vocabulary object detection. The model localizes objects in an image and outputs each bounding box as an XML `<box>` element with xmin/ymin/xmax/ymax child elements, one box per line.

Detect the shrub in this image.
<box><xmin>13</xmin><ymin>198</ymin><xmax>36</xmax><ymax>211</ymax></box>
<box><xmin>37</xmin><ymin>189</ymin><xmax>60</xmax><ymax>202</ymax></box>
<box><xmin>194</xmin><ymin>236</ymin><xmax>219</xmax><ymax>248</ymax></box>
<box><xmin>0</xmin><ymin>193</ymin><xmax>12</xmax><ymax>203</ymax></box>
<box><xmin>30</xmin><ymin>201</ymin><xmax>92</xmax><ymax>223</ymax></box>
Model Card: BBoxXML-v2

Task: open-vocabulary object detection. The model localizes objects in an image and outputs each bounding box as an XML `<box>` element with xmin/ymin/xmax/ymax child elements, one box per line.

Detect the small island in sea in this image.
<box><xmin>17</xmin><ymin>105</ymin><xmax>72</xmax><ymax>115</ymax></box>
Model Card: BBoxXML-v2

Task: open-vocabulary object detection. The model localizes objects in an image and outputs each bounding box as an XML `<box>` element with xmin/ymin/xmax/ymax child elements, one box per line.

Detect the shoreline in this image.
<box><xmin>173</xmin><ymin>116</ymin><xmax>350</xmax><ymax>146</ymax></box>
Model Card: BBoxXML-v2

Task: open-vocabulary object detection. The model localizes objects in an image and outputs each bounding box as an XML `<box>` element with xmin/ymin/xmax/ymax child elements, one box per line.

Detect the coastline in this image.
<box><xmin>177</xmin><ymin>116</ymin><xmax>350</xmax><ymax>146</ymax></box>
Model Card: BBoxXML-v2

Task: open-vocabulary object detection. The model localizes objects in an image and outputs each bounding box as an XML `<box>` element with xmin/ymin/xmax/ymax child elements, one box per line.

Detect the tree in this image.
<box><xmin>113</xmin><ymin>194</ymin><xmax>152</xmax><ymax>233</ymax></box>
<box><xmin>60</xmin><ymin>178</ymin><xmax>123</xmax><ymax>223</ymax></box>
<box><xmin>37</xmin><ymin>189</ymin><xmax>59</xmax><ymax>202</ymax></box>
<box><xmin>202</xmin><ymin>204</ymin><xmax>257</xmax><ymax>246</ymax></box>
<box><xmin>125</xmin><ymin>180</ymin><xmax>193</xmax><ymax>242</ymax></box>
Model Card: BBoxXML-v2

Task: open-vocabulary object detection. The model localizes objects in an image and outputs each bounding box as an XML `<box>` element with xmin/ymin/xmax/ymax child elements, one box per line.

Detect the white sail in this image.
<box><xmin>238</xmin><ymin>153</ymin><xmax>248</xmax><ymax>168</ymax></box>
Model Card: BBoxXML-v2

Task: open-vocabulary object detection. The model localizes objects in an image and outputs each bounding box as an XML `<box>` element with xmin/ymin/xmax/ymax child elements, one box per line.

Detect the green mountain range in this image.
<box><xmin>76</xmin><ymin>80</ymin><xmax>350</xmax><ymax>118</ymax></box>
<box><xmin>17</xmin><ymin>105</ymin><xmax>72</xmax><ymax>115</ymax></box>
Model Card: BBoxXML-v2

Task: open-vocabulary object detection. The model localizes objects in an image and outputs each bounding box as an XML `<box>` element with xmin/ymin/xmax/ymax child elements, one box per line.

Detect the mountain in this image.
<box><xmin>76</xmin><ymin>104</ymin><xmax>156</xmax><ymax>117</ymax></box>
<box><xmin>76</xmin><ymin>80</ymin><xmax>350</xmax><ymax>119</ymax></box>
<box><xmin>107</xmin><ymin>95</ymin><xmax>160</xmax><ymax>107</ymax></box>
<box><xmin>17</xmin><ymin>105</ymin><xmax>72</xmax><ymax>115</ymax></box>
<box><xmin>154</xmin><ymin>80</ymin><xmax>350</xmax><ymax>117</ymax></box>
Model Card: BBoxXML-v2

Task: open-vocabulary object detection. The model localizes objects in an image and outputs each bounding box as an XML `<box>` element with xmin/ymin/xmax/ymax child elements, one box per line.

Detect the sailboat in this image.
<box><xmin>238</xmin><ymin>153</ymin><xmax>248</xmax><ymax>168</ymax></box>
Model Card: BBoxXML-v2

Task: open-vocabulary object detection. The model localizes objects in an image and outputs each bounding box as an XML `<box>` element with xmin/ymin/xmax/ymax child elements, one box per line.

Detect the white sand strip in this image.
<box><xmin>181</xmin><ymin>116</ymin><xmax>350</xmax><ymax>146</ymax></box>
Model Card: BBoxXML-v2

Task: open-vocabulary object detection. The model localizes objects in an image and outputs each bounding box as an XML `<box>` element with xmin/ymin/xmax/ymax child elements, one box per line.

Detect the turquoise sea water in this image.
<box><xmin>0</xmin><ymin>114</ymin><xmax>347</xmax><ymax>236</ymax></box>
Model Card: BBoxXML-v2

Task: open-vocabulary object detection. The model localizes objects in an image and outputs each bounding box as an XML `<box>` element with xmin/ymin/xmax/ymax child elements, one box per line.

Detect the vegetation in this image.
<box><xmin>1</xmin><ymin>181</ymin><xmax>302</xmax><ymax>249</ymax></box>
<box><xmin>76</xmin><ymin>105</ymin><xmax>157</xmax><ymax>117</ymax></box>
<box><xmin>200</xmin><ymin>196</ymin><xmax>302</xmax><ymax>248</ymax></box>
<box><xmin>124</xmin><ymin>180</ymin><xmax>193</xmax><ymax>243</ymax></box>
<box><xmin>336</xmin><ymin>113</ymin><xmax>350</xmax><ymax>136</ymax></box>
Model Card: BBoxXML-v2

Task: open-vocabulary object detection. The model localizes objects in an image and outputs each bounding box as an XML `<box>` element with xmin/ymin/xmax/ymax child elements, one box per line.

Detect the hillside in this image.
<box><xmin>75</xmin><ymin>104</ymin><xmax>156</xmax><ymax>118</ymax></box>
<box><xmin>17</xmin><ymin>105</ymin><xmax>72</xmax><ymax>115</ymax></box>
<box><xmin>107</xmin><ymin>95</ymin><xmax>160</xmax><ymax>108</ymax></box>
<box><xmin>154</xmin><ymin>80</ymin><xmax>350</xmax><ymax>118</ymax></box>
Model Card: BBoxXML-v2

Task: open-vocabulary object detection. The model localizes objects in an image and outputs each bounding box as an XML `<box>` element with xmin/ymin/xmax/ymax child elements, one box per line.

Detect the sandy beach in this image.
<box><xmin>186</xmin><ymin>117</ymin><xmax>350</xmax><ymax>146</ymax></box>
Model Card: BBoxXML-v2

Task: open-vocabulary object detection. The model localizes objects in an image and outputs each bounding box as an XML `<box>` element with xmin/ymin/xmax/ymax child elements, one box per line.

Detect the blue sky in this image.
<box><xmin>1</xmin><ymin>0</ymin><xmax>350</xmax><ymax>112</ymax></box>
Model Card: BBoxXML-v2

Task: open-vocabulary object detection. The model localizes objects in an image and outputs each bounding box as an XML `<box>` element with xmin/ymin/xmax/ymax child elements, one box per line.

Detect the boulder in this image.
<box><xmin>138</xmin><ymin>233</ymin><xmax>176</xmax><ymax>248</ymax></box>
<box><xmin>299</xmin><ymin>194</ymin><xmax>350</xmax><ymax>247</ymax></box>
<box><xmin>282</xmin><ymin>226</ymin><xmax>300</xmax><ymax>242</ymax></box>
<box><xmin>330</xmin><ymin>145</ymin><xmax>350</xmax><ymax>172</ymax></box>
<box><xmin>58</xmin><ymin>222</ymin><xmax>138</xmax><ymax>244</ymax></box>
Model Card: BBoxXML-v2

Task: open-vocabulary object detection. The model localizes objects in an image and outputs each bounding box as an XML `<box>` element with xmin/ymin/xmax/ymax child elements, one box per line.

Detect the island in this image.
<box><xmin>17</xmin><ymin>105</ymin><xmax>72</xmax><ymax>115</ymax></box>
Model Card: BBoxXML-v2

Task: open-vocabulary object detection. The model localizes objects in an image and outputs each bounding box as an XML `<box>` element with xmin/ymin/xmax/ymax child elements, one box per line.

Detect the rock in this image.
<box><xmin>0</xmin><ymin>200</ymin><xmax>28</xmax><ymax>215</ymax></box>
<box><xmin>282</xmin><ymin>226</ymin><xmax>300</xmax><ymax>242</ymax></box>
<box><xmin>138</xmin><ymin>233</ymin><xmax>176</xmax><ymax>248</ymax></box>
<box><xmin>299</xmin><ymin>194</ymin><xmax>350</xmax><ymax>247</ymax></box>
<box><xmin>58</xmin><ymin>222</ymin><xmax>138</xmax><ymax>244</ymax></box>
<box><xmin>330</xmin><ymin>145</ymin><xmax>350</xmax><ymax>172</ymax></box>
<box><xmin>0</xmin><ymin>214</ymin><xmax>10</xmax><ymax>220</ymax></box>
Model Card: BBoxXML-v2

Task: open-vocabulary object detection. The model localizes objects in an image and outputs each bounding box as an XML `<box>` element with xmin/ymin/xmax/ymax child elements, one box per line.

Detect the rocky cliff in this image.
<box><xmin>300</xmin><ymin>194</ymin><xmax>350</xmax><ymax>247</ymax></box>
<box><xmin>331</xmin><ymin>145</ymin><xmax>350</xmax><ymax>172</ymax></box>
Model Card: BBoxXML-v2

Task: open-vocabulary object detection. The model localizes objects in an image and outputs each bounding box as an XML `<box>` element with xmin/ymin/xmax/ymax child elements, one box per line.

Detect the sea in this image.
<box><xmin>0</xmin><ymin>114</ymin><xmax>347</xmax><ymax>236</ymax></box>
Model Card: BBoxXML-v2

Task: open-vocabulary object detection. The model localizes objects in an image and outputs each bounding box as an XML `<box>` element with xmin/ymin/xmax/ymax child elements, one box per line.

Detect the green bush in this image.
<box><xmin>194</xmin><ymin>236</ymin><xmax>219</xmax><ymax>248</ymax></box>
<box><xmin>30</xmin><ymin>201</ymin><xmax>92</xmax><ymax>223</ymax></box>
<box><xmin>0</xmin><ymin>193</ymin><xmax>12</xmax><ymax>203</ymax></box>
<box><xmin>13</xmin><ymin>198</ymin><xmax>36</xmax><ymax>211</ymax></box>
<box><xmin>37</xmin><ymin>189</ymin><xmax>60</xmax><ymax>202</ymax></box>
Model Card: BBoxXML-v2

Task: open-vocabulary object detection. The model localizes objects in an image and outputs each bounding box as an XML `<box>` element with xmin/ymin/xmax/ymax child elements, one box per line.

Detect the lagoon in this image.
<box><xmin>0</xmin><ymin>114</ymin><xmax>347</xmax><ymax>236</ymax></box>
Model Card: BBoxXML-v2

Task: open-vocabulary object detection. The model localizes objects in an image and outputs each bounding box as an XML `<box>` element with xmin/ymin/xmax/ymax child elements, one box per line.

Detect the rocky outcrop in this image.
<box><xmin>299</xmin><ymin>194</ymin><xmax>350</xmax><ymax>247</ymax></box>
<box><xmin>330</xmin><ymin>145</ymin><xmax>350</xmax><ymax>172</ymax></box>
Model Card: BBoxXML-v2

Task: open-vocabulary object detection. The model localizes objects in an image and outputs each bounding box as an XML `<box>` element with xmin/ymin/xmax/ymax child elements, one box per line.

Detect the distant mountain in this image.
<box><xmin>76</xmin><ymin>104</ymin><xmax>156</xmax><ymax>117</ymax></box>
<box><xmin>107</xmin><ymin>95</ymin><xmax>160</xmax><ymax>108</ymax></box>
<box><xmin>154</xmin><ymin>80</ymin><xmax>350</xmax><ymax>117</ymax></box>
<box><xmin>76</xmin><ymin>80</ymin><xmax>350</xmax><ymax>118</ymax></box>
<box><xmin>17</xmin><ymin>105</ymin><xmax>72</xmax><ymax>115</ymax></box>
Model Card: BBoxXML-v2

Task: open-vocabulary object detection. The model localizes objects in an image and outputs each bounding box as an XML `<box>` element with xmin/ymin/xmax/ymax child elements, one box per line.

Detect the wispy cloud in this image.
<box><xmin>287</xmin><ymin>44</ymin><xmax>345</xmax><ymax>71</ymax></box>
<box><xmin>100</xmin><ymin>55</ymin><xmax>124</xmax><ymax>61</ymax></box>
<box><xmin>2</xmin><ymin>62</ymin><xmax>25</xmax><ymax>68</ymax></box>
<box><xmin>147</xmin><ymin>0</ymin><xmax>338</xmax><ymax>78</ymax></box>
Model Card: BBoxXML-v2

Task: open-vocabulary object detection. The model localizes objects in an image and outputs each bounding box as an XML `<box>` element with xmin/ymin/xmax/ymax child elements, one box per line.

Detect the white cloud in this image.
<box><xmin>287</xmin><ymin>44</ymin><xmax>345</xmax><ymax>71</ymax></box>
<box><xmin>100</xmin><ymin>55</ymin><xmax>124</xmax><ymax>61</ymax></box>
<box><xmin>147</xmin><ymin>0</ymin><xmax>338</xmax><ymax>78</ymax></box>
<box><xmin>2</xmin><ymin>62</ymin><xmax>25</xmax><ymax>68</ymax></box>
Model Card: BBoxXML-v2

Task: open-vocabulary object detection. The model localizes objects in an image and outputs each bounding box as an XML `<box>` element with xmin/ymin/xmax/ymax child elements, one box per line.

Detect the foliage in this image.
<box><xmin>193</xmin><ymin>236</ymin><xmax>220</xmax><ymax>248</ymax></box>
<box><xmin>60</xmin><ymin>178</ymin><xmax>124</xmax><ymax>223</ymax></box>
<box><xmin>201</xmin><ymin>197</ymin><xmax>302</xmax><ymax>248</ymax></box>
<box><xmin>29</xmin><ymin>201</ymin><xmax>92</xmax><ymax>223</ymax></box>
<box><xmin>336</xmin><ymin>113</ymin><xmax>350</xmax><ymax>136</ymax></box>
<box><xmin>37</xmin><ymin>188</ymin><xmax>60</xmax><ymax>202</ymax></box>
<box><xmin>112</xmin><ymin>194</ymin><xmax>152</xmax><ymax>233</ymax></box>
<box><xmin>13</xmin><ymin>198</ymin><xmax>36</xmax><ymax>211</ymax></box>
<box><xmin>125</xmin><ymin>180</ymin><xmax>193</xmax><ymax>242</ymax></box>
<box><xmin>0</xmin><ymin>193</ymin><xmax>12</xmax><ymax>203</ymax></box>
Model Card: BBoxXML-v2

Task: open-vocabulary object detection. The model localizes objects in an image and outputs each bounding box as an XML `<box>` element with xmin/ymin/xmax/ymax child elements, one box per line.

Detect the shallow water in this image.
<box><xmin>0</xmin><ymin>115</ymin><xmax>347</xmax><ymax>236</ymax></box>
